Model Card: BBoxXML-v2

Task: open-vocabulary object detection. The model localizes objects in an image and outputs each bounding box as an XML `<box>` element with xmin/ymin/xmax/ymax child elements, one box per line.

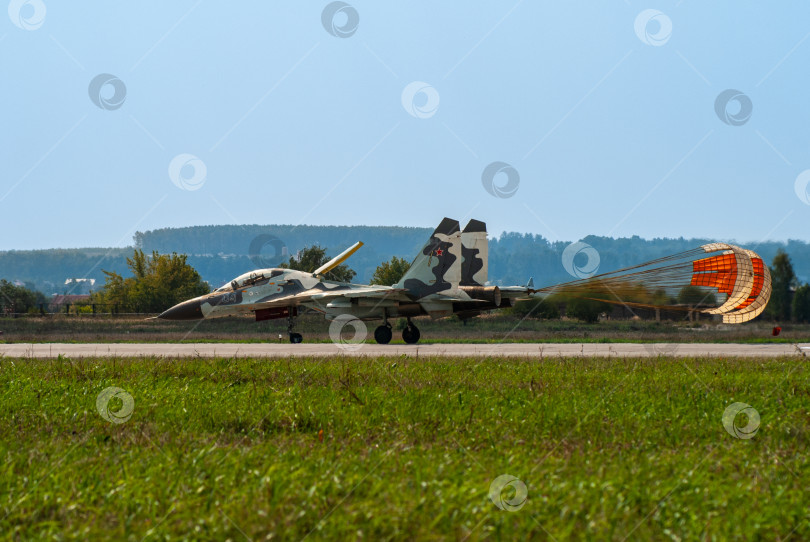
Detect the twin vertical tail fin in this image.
<box><xmin>460</xmin><ymin>219</ymin><xmax>488</xmax><ymax>286</ymax></box>
<box><xmin>395</xmin><ymin>218</ymin><xmax>461</xmax><ymax>298</ymax></box>
<box><xmin>395</xmin><ymin>218</ymin><xmax>488</xmax><ymax>298</ymax></box>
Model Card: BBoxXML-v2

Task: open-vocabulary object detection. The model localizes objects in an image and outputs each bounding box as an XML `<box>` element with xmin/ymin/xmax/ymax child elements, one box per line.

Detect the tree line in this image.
<box><xmin>3</xmin><ymin>225</ymin><xmax>809</xmax><ymax>295</ymax></box>
<box><xmin>2</xmin><ymin>246</ymin><xmax>809</xmax><ymax>323</ymax></box>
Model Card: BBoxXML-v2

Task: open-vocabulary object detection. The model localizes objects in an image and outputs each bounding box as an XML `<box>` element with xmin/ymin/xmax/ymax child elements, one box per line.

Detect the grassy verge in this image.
<box><xmin>0</xmin><ymin>355</ymin><xmax>807</xmax><ymax>540</ymax></box>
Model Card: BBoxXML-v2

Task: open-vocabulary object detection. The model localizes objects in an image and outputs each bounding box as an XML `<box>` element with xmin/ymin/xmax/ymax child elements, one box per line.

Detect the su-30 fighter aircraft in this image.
<box><xmin>158</xmin><ymin>218</ymin><xmax>526</xmax><ymax>344</ymax></box>
<box><xmin>159</xmin><ymin>217</ymin><xmax>772</xmax><ymax>343</ymax></box>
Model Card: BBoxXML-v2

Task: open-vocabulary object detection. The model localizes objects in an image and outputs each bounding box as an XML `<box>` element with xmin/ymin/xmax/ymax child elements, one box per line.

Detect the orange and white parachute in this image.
<box><xmin>692</xmin><ymin>244</ymin><xmax>771</xmax><ymax>323</ymax></box>
<box><xmin>535</xmin><ymin>243</ymin><xmax>771</xmax><ymax>323</ymax></box>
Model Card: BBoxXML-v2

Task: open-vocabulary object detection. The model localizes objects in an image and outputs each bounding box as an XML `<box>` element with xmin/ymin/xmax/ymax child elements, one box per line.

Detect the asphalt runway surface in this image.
<box><xmin>0</xmin><ymin>342</ymin><xmax>808</xmax><ymax>358</ymax></box>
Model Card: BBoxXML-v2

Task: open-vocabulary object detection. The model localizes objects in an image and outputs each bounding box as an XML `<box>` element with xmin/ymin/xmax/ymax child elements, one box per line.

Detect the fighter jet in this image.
<box><xmin>158</xmin><ymin>218</ymin><xmax>534</xmax><ymax>344</ymax></box>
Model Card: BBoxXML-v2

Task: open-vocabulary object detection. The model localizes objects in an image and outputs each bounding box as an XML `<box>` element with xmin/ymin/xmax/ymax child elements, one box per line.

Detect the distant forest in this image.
<box><xmin>2</xmin><ymin>224</ymin><xmax>809</xmax><ymax>295</ymax></box>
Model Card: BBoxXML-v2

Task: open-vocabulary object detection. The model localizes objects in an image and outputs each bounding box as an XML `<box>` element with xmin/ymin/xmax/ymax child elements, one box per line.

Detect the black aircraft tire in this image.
<box><xmin>402</xmin><ymin>325</ymin><xmax>420</xmax><ymax>344</ymax></box>
<box><xmin>289</xmin><ymin>332</ymin><xmax>303</xmax><ymax>344</ymax></box>
<box><xmin>374</xmin><ymin>325</ymin><xmax>393</xmax><ymax>344</ymax></box>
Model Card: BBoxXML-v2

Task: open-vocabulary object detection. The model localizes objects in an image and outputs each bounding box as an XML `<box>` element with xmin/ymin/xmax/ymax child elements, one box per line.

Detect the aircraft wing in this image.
<box><xmin>246</xmin><ymin>286</ymin><xmax>411</xmax><ymax>310</ymax></box>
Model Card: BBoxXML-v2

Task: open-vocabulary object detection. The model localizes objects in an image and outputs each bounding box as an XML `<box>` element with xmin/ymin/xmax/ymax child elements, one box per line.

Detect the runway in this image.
<box><xmin>1</xmin><ymin>342</ymin><xmax>808</xmax><ymax>358</ymax></box>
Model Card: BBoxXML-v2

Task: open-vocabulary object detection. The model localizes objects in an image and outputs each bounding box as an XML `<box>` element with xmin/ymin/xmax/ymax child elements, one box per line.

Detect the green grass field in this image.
<box><xmin>1</xmin><ymin>355</ymin><xmax>807</xmax><ymax>540</ymax></box>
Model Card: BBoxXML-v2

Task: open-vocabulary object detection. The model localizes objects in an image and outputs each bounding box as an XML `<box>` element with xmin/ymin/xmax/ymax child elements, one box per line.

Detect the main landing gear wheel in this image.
<box><xmin>287</xmin><ymin>310</ymin><xmax>302</xmax><ymax>343</ymax></box>
<box><xmin>374</xmin><ymin>324</ymin><xmax>393</xmax><ymax>344</ymax></box>
<box><xmin>402</xmin><ymin>323</ymin><xmax>420</xmax><ymax>344</ymax></box>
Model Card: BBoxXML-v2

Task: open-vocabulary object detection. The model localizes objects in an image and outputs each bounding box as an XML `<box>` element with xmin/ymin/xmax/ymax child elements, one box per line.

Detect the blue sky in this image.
<box><xmin>2</xmin><ymin>1</ymin><xmax>809</xmax><ymax>250</ymax></box>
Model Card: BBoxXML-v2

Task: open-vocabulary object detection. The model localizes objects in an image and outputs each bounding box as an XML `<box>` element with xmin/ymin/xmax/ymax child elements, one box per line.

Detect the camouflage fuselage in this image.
<box><xmin>158</xmin><ymin>267</ymin><xmax>507</xmax><ymax>322</ymax></box>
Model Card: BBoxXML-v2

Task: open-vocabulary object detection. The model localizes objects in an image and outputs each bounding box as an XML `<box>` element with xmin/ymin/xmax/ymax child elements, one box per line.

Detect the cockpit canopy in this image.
<box><xmin>214</xmin><ymin>268</ymin><xmax>286</xmax><ymax>292</ymax></box>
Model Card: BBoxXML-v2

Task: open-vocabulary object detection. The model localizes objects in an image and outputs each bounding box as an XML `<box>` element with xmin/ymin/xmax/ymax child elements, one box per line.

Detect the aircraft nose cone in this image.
<box><xmin>158</xmin><ymin>299</ymin><xmax>203</xmax><ymax>320</ymax></box>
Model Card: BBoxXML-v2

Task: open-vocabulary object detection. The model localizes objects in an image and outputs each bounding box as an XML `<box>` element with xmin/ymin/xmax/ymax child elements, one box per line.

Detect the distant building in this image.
<box><xmin>64</xmin><ymin>278</ymin><xmax>96</xmax><ymax>295</ymax></box>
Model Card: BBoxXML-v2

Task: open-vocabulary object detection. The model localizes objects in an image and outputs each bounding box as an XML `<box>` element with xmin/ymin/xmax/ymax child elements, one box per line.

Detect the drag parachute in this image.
<box><xmin>534</xmin><ymin>243</ymin><xmax>771</xmax><ymax>323</ymax></box>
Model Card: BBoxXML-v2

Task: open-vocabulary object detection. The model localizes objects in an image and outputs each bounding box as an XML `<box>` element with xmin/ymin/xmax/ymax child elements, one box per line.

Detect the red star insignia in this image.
<box><xmin>435</xmin><ymin>249</ymin><xmax>443</xmax><ymax>256</ymax></box>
